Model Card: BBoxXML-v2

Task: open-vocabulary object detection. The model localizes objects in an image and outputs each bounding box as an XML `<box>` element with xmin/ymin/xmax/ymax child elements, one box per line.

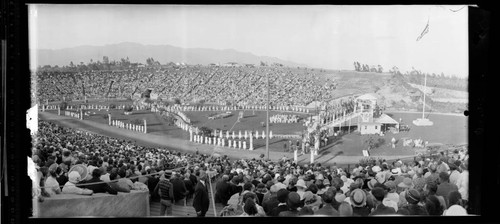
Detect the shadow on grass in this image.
<box><xmin>321</xmin><ymin>151</ymin><xmax>344</xmax><ymax>164</ymax></box>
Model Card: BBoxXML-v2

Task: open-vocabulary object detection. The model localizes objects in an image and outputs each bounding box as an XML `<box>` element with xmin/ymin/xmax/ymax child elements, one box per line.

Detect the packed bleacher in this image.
<box><xmin>32</xmin><ymin>119</ymin><xmax>470</xmax><ymax>216</ymax></box>
<box><xmin>36</xmin><ymin>66</ymin><xmax>337</xmax><ymax>108</ymax></box>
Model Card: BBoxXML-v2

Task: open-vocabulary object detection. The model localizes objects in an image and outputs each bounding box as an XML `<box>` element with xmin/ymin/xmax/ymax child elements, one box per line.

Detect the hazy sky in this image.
<box><xmin>29</xmin><ymin>5</ymin><xmax>469</xmax><ymax>77</ymax></box>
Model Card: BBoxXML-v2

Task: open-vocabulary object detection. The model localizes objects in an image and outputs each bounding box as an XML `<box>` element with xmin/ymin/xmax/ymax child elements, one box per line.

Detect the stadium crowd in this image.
<box><xmin>36</xmin><ymin>66</ymin><xmax>336</xmax><ymax>108</ymax></box>
<box><xmin>33</xmin><ymin>119</ymin><xmax>469</xmax><ymax>217</ymax></box>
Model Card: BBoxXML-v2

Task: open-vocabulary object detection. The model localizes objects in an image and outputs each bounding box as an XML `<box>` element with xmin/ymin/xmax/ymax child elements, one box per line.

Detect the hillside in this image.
<box><xmin>318</xmin><ymin>71</ymin><xmax>467</xmax><ymax>113</ymax></box>
<box><xmin>32</xmin><ymin>42</ymin><xmax>308</xmax><ymax>68</ymax></box>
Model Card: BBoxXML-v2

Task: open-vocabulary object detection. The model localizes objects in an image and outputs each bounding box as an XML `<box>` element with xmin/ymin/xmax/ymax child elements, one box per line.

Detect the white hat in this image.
<box><xmin>444</xmin><ymin>205</ymin><xmax>467</xmax><ymax>216</ymax></box>
<box><xmin>68</xmin><ymin>171</ymin><xmax>81</xmax><ymax>184</ymax></box>
<box><xmin>316</xmin><ymin>174</ymin><xmax>324</xmax><ymax>180</ymax></box>
<box><xmin>391</xmin><ymin>168</ymin><xmax>401</xmax><ymax>176</ymax></box>
<box><xmin>372</xmin><ymin>166</ymin><xmax>381</xmax><ymax>173</ymax></box>
<box><xmin>375</xmin><ymin>172</ymin><xmax>387</xmax><ymax>184</ymax></box>
<box><xmin>295</xmin><ymin>179</ymin><xmax>307</xmax><ymax>189</ymax></box>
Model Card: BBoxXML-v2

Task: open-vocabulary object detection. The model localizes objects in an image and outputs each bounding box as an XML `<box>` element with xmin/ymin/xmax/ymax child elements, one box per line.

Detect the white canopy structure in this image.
<box><xmin>375</xmin><ymin>114</ymin><xmax>399</xmax><ymax>125</ymax></box>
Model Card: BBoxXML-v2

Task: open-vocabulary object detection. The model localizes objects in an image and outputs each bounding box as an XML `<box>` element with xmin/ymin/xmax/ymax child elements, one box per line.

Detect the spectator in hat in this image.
<box><xmin>108</xmin><ymin>170</ymin><xmax>131</xmax><ymax>193</ymax></box>
<box><xmin>302</xmin><ymin>191</ymin><xmax>322</xmax><ymax>213</ymax></box>
<box><xmin>261</xmin><ymin>181</ymin><xmax>278</xmax><ymax>204</ymax></box>
<box><xmin>239</xmin><ymin>182</ymin><xmax>259</xmax><ymax>205</ymax></box>
<box><xmin>397</xmin><ymin>189</ymin><xmax>428</xmax><ymax>215</ymax></box>
<box><xmin>436</xmin><ymin>158</ymin><xmax>450</xmax><ymax>174</ymax></box>
<box><xmin>241</xmin><ymin>197</ymin><xmax>261</xmax><ymax>217</ymax></box>
<box><xmin>397</xmin><ymin>177</ymin><xmax>413</xmax><ymax>207</ymax></box>
<box><xmin>44</xmin><ymin>165</ymin><xmax>62</xmax><ymax>196</ymax></box>
<box><xmin>443</xmin><ymin>191</ymin><xmax>467</xmax><ymax>216</ymax></box>
<box><xmin>270</xmin><ymin>189</ymin><xmax>289</xmax><ymax>216</ymax></box>
<box><xmin>412</xmin><ymin>168</ymin><xmax>426</xmax><ymax>191</ymax></box>
<box><xmin>436</xmin><ymin>171</ymin><xmax>458</xmax><ymax>206</ymax></box>
<box><xmin>456</xmin><ymin>160</ymin><xmax>468</xmax><ymax>202</ymax></box>
<box><xmin>448</xmin><ymin>161</ymin><xmax>461</xmax><ymax>186</ymax></box>
<box><xmin>350</xmin><ymin>189</ymin><xmax>370</xmax><ymax>216</ymax></box>
<box><xmin>425</xmin><ymin>163</ymin><xmax>439</xmax><ymax>185</ymax></box>
<box><xmin>315</xmin><ymin>187</ymin><xmax>339</xmax><ymax>216</ymax></box>
<box><xmin>56</xmin><ymin>163</ymin><xmax>69</xmax><ymax>187</ymax></box>
<box><xmin>262</xmin><ymin>184</ymin><xmax>282</xmax><ymax>216</ymax></box>
<box><xmin>154</xmin><ymin>171</ymin><xmax>174</xmax><ymax>216</ymax></box>
<box><xmin>384</xmin><ymin>181</ymin><xmax>399</xmax><ymax>204</ymax></box>
<box><xmin>254</xmin><ymin>183</ymin><xmax>268</xmax><ymax>206</ymax></box>
<box><xmin>369</xmin><ymin>187</ymin><xmax>396</xmax><ymax>216</ymax></box>
<box><xmin>240</xmin><ymin>192</ymin><xmax>265</xmax><ymax>216</ymax></box>
<box><xmin>423</xmin><ymin>180</ymin><xmax>447</xmax><ymax>211</ymax></box>
<box><xmin>306</xmin><ymin>184</ymin><xmax>319</xmax><ymax>194</ymax></box>
<box><xmin>193</xmin><ymin>172</ymin><xmax>210</xmax><ymax>217</ymax></box>
<box><xmin>62</xmin><ymin>171</ymin><xmax>93</xmax><ymax>195</ymax></box>
<box><xmin>287</xmin><ymin>177</ymin><xmax>298</xmax><ymax>193</ymax></box>
<box><xmin>295</xmin><ymin>179</ymin><xmax>307</xmax><ymax>199</ymax></box>
<box><xmin>100</xmin><ymin>167</ymin><xmax>112</xmax><ymax>183</ymax></box>
<box><xmin>423</xmin><ymin>194</ymin><xmax>444</xmax><ymax>216</ymax></box>
<box><xmin>184</xmin><ymin>172</ymin><xmax>195</xmax><ymax>202</ymax></box>
<box><xmin>81</xmin><ymin>168</ymin><xmax>117</xmax><ymax>195</ymax></box>
<box><xmin>215</xmin><ymin>175</ymin><xmax>231</xmax><ymax>206</ymax></box>
<box><xmin>338</xmin><ymin>202</ymin><xmax>353</xmax><ymax>216</ymax></box>
<box><xmin>171</xmin><ymin>172</ymin><xmax>189</xmax><ymax>205</ymax></box>
<box><xmin>279</xmin><ymin>191</ymin><xmax>302</xmax><ymax>217</ymax></box>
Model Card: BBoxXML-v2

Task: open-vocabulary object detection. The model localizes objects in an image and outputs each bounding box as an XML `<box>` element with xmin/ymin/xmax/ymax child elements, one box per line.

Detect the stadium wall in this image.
<box><xmin>33</xmin><ymin>190</ymin><xmax>149</xmax><ymax>217</ymax></box>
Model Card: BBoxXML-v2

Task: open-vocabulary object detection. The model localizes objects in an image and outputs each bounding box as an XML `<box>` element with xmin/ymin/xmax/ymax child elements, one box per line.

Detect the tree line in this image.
<box><xmin>353</xmin><ymin>61</ymin><xmax>384</xmax><ymax>73</ymax></box>
<box><xmin>36</xmin><ymin>56</ymin><xmax>166</xmax><ymax>72</ymax></box>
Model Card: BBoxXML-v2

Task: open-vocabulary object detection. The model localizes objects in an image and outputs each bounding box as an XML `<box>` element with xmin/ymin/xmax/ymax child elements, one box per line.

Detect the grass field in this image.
<box><xmin>45</xmin><ymin>105</ymin><xmax>467</xmax><ymax>159</ymax></box>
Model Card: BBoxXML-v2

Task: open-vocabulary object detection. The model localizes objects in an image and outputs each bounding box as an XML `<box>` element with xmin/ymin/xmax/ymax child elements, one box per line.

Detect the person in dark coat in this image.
<box><xmin>262</xmin><ymin>184</ymin><xmax>281</xmax><ymax>216</ymax></box>
<box><xmin>189</xmin><ymin>170</ymin><xmax>198</xmax><ymax>185</ymax></box>
<box><xmin>193</xmin><ymin>172</ymin><xmax>210</xmax><ymax>217</ymax></box>
<box><xmin>171</xmin><ymin>173</ymin><xmax>189</xmax><ymax>204</ymax></box>
<box><xmin>315</xmin><ymin>188</ymin><xmax>339</xmax><ymax>216</ymax></box>
<box><xmin>436</xmin><ymin>172</ymin><xmax>458</xmax><ymax>207</ymax></box>
<box><xmin>369</xmin><ymin>187</ymin><xmax>396</xmax><ymax>216</ymax></box>
<box><xmin>350</xmin><ymin>189</ymin><xmax>370</xmax><ymax>217</ymax></box>
<box><xmin>183</xmin><ymin>172</ymin><xmax>195</xmax><ymax>200</ymax></box>
<box><xmin>270</xmin><ymin>189</ymin><xmax>289</xmax><ymax>216</ymax></box>
<box><xmin>397</xmin><ymin>189</ymin><xmax>429</xmax><ymax>215</ymax></box>
<box><xmin>254</xmin><ymin>183</ymin><xmax>268</xmax><ymax>206</ymax></box>
<box><xmin>278</xmin><ymin>191</ymin><xmax>301</xmax><ymax>217</ymax></box>
<box><xmin>81</xmin><ymin>168</ymin><xmax>118</xmax><ymax>195</ymax></box>
<box><xmin>215</xmin><ymin>175</ymin><xmax>231</xmax><ymax>206</ymax></box>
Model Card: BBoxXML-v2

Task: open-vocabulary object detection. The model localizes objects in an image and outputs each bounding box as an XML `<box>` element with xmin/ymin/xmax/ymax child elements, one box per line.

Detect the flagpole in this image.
<box><xmin>207</xmin><ymin>172</ymin><xmax>217</xmax><ymax>217</ymax></box>
<box><xmin>422</xmin><ymin>72</ymin><xmax>427</xmax><ymax>119</ymax></box>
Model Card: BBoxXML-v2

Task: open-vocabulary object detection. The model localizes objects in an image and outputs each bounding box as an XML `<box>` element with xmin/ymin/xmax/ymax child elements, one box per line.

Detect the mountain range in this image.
<box><xmin>32</xmin><ymin>42</ymin><xmax>308</xmax><ymax>67</ymax></box>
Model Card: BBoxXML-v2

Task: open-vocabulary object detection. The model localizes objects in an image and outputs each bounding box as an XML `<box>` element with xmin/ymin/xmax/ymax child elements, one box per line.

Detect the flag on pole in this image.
<box><xmin>416</xmin><ymin>19</ymin><xmax>430</xmax><ymax>41</ymax></box>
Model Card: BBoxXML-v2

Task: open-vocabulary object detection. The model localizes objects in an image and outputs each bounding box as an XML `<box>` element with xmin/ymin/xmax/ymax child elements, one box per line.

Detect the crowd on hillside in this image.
<box><xmin>36</xmin><ymin>66</ymin><xmax>336</xmax><ymax>107</ymax></box>
<box><xmin>32</xmin><ymin>120</ymin><xmax>470</xmax><ymax>217</ymax></box>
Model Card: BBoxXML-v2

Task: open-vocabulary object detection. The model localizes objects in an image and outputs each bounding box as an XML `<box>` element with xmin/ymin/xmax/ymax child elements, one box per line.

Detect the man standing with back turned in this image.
<box><xmin>193</xmin><ymin>172</ymin><xmax>210</xmax><ymax>217</ymax></box>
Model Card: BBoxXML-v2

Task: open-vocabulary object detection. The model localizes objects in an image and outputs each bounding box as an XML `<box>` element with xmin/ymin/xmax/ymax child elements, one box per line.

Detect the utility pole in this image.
<box><xmin>266</xmin><ymin>72</ymin><xmax>270</xmax><ymax>160</ymax></box>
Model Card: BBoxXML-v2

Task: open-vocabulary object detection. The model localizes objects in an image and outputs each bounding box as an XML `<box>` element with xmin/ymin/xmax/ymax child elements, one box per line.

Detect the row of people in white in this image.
<box><xmin>191</xmin><ymin>134</ymin><xmax>252</xmax><ymax>150</ymax></box>
<box><xmin>270</xmin><ymin>114</ymin><xmax>299</xmax><ymax>123</ymax></box>
<box><xmin>110</xmin><ymin>120</ymin><xmax>146</xmax><ymax>133</ymax></box>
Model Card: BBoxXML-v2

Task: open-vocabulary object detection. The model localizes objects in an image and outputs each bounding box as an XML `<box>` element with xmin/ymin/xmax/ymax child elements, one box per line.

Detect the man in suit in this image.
<box><xmin>171</xmin><ymin>173</ymin><xmax>189</xmax><ymax>205</ymax></box>
<box><xmin>215</xmin><ymin>175</ymin><xmax>231</xmax><ymax>206</ymax></box>
<box><xmin>315</xmin><ymin>187</ymin><xmax>339</xmax><ymax>216</ymax></box>
<box><xmin>369</xmin><ymin>187</ymin><xmax>396</xmax><ymax>216</ymax></box>
<box><xmin>81</xmin><ymin>168</ymin><xmax>117</xmax><ymax>195</ymax></box>
<box><xmin>270</xmin><ymin>189</ymin><xmax>290</xmax><ymax>216</ymax></box>
<box><xmin>193</xmin><ymin>172</ymin><xmax>210</xmax><ymax>217</ymax></box>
